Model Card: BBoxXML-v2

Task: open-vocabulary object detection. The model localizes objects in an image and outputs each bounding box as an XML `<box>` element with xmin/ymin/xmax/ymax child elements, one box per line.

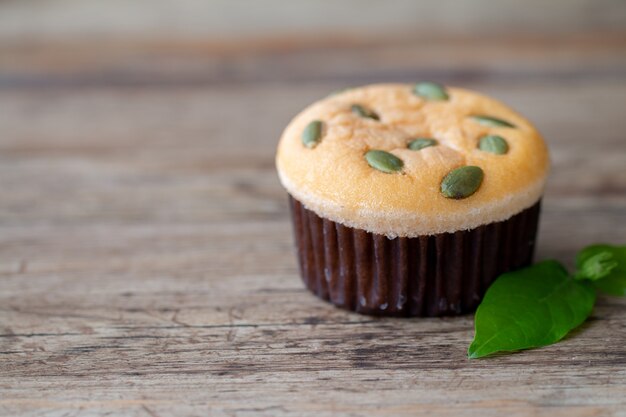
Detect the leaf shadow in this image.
<box><xmin>560</xmin><ymin>316</ymin><xmax>595</xmax><ymax>342</ymax></box>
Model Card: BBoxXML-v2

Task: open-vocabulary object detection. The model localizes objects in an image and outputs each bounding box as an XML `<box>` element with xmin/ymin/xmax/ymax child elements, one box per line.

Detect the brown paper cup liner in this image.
<box><xmin>288</xmin><ymin>195</ymin><xmax>541</xmax><ymax>317</ymax></box>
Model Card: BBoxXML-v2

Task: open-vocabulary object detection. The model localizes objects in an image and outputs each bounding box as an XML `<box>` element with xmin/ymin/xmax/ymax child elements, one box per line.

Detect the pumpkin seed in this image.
<box><xmin>351</xmin><ymin>104</ymin><xmax>380</xmax><ymax>120</ymax></box>
<box><xmin>413</xmin><ymin>82</ymin><xmax>449</xmax><ymax>101</ymax></box>
<box><xmin>328</xmin><ymin>86</ymin><xmax>353</xmax><ymax>97</ymax></box>
<box><xmin>441</xmin><ymin>166</ymin><xmax>484</xmax><ymax>199</ymax></box>
<box><xmin>478</xmin><ymin>135</ymin><xmax>509</xmax><ymax>154</ymax></box>
<box><xmin>408</xmin><ymin>138</ymin><xmax>438</xmax><ymax>151</ymax></box>
<box><xmin>470</xmin><ymin>115</ymin><xmax>515</xmax><ymax>128</ymax></box>
<box><xmin>301</xmin><ymin>120</ymin><xmax>324</xmax><ymax>148</ymax></box>
<box><xmin>365</xmin><ymin>150</ymin><xmax>403</xmax><ymax>173</ymax></box>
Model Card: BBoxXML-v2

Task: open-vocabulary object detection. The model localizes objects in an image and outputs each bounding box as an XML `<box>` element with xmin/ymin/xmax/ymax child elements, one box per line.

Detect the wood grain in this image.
<box><xmin>2</xmin><ymin>0</ymin><xmax>625</xmax><ymax>42</ymax></box>
<box><xmin>1</xmin><ymin>3</ymin><xmax>626</xmax><ymax>416</ymax></box>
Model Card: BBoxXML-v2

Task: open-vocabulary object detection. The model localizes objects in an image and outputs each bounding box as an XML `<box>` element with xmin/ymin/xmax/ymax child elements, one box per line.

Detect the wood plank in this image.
<box><xmin>2</xmin><ymin>33</ymin><xmax>626</xmax><ymax>87</ymax></box>
<box><xmin>1</xmin><ymin>0</ymin><xmax>625</xmax><ymax>43</ymax></box>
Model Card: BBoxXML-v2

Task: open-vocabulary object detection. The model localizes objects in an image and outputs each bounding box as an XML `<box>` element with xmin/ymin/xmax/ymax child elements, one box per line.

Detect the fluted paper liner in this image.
<box><xmin>289</xmin><ymin>195</ymin><xmax>541</xmax><ymax>317</ymax></box>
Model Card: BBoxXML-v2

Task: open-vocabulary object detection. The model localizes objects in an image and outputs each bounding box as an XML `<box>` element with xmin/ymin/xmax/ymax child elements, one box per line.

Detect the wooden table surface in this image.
<box><xmin>1</xmin><ymin>2</ymin><xmax>626</xmax><ymax>416</ymax></box>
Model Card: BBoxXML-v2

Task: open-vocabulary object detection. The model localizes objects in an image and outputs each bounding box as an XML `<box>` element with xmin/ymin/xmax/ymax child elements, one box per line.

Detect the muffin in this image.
<box><xmin>276</xmin><ymin>83</ymin><xmax>549</xmax><ymax>316</ymax></box>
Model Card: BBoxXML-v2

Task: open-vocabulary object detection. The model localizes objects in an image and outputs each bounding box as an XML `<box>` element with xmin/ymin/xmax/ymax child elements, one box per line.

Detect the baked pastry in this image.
<box><xmin>276</xmin><ymin>83</ymin><xmax>550</xmax><ymax>316</ymax></box>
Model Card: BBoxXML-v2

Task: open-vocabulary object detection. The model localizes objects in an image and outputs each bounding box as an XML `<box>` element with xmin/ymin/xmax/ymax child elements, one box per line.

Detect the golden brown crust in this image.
<box><xmin>276</xmin><ymin>83</ymin><xmax>550</xmax><ymax>237</ymax></box>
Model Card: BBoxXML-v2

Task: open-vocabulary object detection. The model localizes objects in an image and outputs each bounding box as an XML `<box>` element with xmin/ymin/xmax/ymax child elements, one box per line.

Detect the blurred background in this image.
<box><xmin>3</xmin><ymin>0</ymin><xmax>626</xmax><ymax>87</ymax></box>
<box><xmin>1</xmin><ymin>0</ymin><xmax>625</xmax><ymax>262</ymax></box>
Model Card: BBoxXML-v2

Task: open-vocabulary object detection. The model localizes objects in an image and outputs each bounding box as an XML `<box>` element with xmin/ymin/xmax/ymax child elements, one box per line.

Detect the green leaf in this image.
<box><xmin>576</xmin><ymin>244</ymin><xmax>626</xmax><ymax>296</ymax></box>
<box><xmin>574</xmin><ymin>251</ymin><xmax>618</xmax><ymax>281</ymax></box>
<box><xmin>468</xmin><ymin>260</ymin><xmax>596</xmax><ymax>359</ymax></box>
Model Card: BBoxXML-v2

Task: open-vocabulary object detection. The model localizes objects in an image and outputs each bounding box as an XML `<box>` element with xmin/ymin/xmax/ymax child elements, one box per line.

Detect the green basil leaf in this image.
<box><xmin>468</xmin><ymin>260</ymin><xmax>596</xmax><ymax>359</ymax></box>
<box><xmin>574</xmin><ymin>251</ymin><xmax>618</xmax><ymax>281</ymax></box>
<box><xmin>576</xmin><ymin>244</ymin><xmax>626</xmax><ymax>296</ymax></box>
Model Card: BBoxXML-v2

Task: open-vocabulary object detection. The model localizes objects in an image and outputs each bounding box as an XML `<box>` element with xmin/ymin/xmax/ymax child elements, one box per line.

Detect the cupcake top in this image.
<box><xmin>276</xmin><ymin>83</ymin><xmax>550</xmax><ymax>237</ymax></box>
